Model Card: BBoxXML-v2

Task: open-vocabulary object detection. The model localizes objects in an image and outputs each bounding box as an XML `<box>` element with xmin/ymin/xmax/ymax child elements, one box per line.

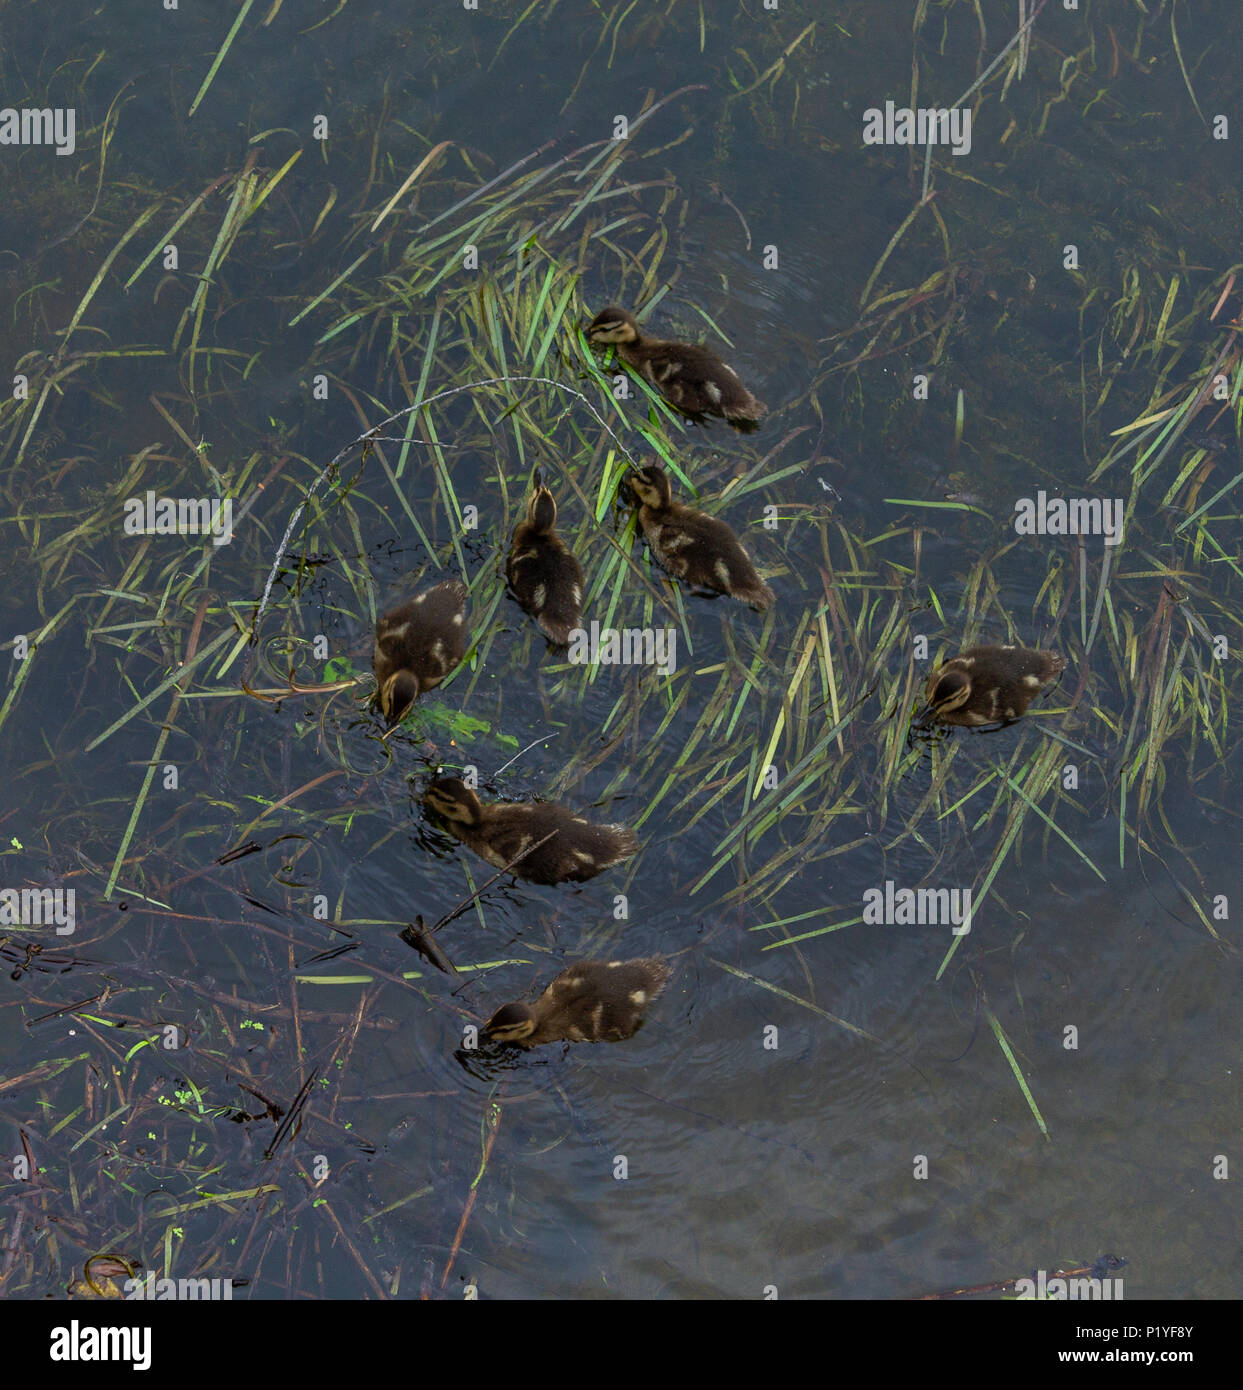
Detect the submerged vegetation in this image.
<box><xmin>0</xmin><ymin>0</ymin><xmax>1239</xmax><ymax>1298</ymax></box>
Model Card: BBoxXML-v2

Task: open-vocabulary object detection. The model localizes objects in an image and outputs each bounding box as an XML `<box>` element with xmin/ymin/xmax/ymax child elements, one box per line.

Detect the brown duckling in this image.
<box><xmin>423</xmin><ymin>777</ymin><xmax>638</xmax><ymax>885</ymax></box>
<box><xmin>505</xmin><ymin>470</ymin><xmax>585</xmax><ymax>645</ymax></box>
<box><xmin>917</xmin><ymin>644</ymin><xmax>1066</xmax><ymax>728</ymax></box>
<box><xmin>586</xmin><ymin>305</ymin><xmax>765</xmax><ymax>425</ymax></box>
<box><xmin>373</xmin><ymin>579</ymin><xmax>468</xmax><ymax>728</ymax></box>
<box><xmin>483</xmin><ymin>958</ymin><xmax>672</xmax><ymax>1046</ymax></box>
<box><xmin>627</xmin><ymin>462</ymin><xmax>775</xmax><ymax>609</ymax></box>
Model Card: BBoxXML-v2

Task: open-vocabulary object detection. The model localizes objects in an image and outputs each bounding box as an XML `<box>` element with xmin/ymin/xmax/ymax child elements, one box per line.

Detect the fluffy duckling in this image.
<box><xmin>917</xmin><ymin>644</ymin><xmax>1066</xmax><ymax>728</ymax></box>
<box><xmin>423</xmin><ymin>777</ymin><xmax>638</xmax><ymax>885</ymax></box>
<box><xmin>484</xmin><ymin>958</ymin><xmax>672</xmax><ymax>1046</ymax></box>
<box><xmin>586</xmin><ymin>305</ymin><xmax>765</xmax><ymax>425</ymax></box>
<box><xmin>627</xmin><ymin>462</ymin><xmax>775</xmax><ymax>609</ymax></box>
<box><xmin>505</xmin><ymin>470</ymin><xmax>585</xmax><ymax>645</ymax></box>
<box><xmin>373</xmin><ymin>579</ymin><xmax>468</xmax><ymax>728</ymax></box>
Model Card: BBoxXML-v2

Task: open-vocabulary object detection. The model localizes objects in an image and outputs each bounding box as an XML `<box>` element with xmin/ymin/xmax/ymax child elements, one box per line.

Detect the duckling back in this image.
<box><xmin>588</xmin><ymin>304</ymin><xmax>765</xmax><ymax>425</ymax></box>
<box><xmin>490</xmin><ymin>957</ymin><xmax>672</xmax><ymax>1045</ymax></box>
<box><xmin>506</xmin><ymin>485</ymin><xmax>585</xmax><ymax>646</ymax></box>
<box><xmin>373</xmin><ymin>579</ymin><xmax>468</xmax><ymax>723</ymax></box>
<box><xmin>924</xmin><ymin>644</ymin><xmax>1065</xmax><ymax>726</ymax></box>
<box><xmin>651</xmin><ymin>511</ymin><xmax>775</xmax><ymax>608</ymax></box>
<box><xmin>636</xmin><ymin>340</ymin><xmax>766</xmax><ymax>423</ymax></box>
<box><xmin>425</xmin><ymin>785</ymin><xmax>638</xmax><ymax>886</ymax></box>
<box><xmin>483</xmin><ymin>802</ymin><xmax>638</xmax><ymax>884</ymax></box>
<box><xmin>630</xmin><ymin>468</ymin><xmax>774</xmax><ymax>609</ymax></box>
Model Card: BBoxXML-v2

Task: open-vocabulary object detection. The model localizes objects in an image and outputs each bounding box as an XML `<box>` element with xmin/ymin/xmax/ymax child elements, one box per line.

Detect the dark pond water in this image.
<box><xmin>1</xmin><ymin>1</ymin><xmax>1240</xmax><ymax>1301</ymax></box>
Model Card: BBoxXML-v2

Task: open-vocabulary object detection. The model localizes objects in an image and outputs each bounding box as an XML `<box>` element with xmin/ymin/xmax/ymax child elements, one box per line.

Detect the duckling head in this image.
<box><xmin>423</xmin><ymin>776</ymin><xmax>485</xmax><ymax>826</ymax></box>
<box><xmin>525</xmin><ymin>475</ymin><xmax>558</xmax><ymax>534</ymax></box>
<box><xmin>483</xmin><ymin>1002</ymin><xmax>537</xmax><ymax>1044</ymax></box>
<box><xmin>918</xmin><ymin>668</ymin><xmax>972</xmax><ymax>725</ymax></box>
<box><xmin>587</xmin><ymin>305</ymin><xmax>640</xmax><ymax>345</ymax></box>
<box><xmin>378</xmin><ymin>670</ymin><xmax>421</xmax><ymax>728</ymax></box>
<box><xmin>627</xmin><ymin>463</ymin><xmax>673</xmax><ymax>510</ymax></box>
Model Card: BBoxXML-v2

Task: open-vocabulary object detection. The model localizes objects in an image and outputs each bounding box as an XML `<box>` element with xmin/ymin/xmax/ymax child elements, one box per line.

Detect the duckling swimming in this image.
<box><xmin>916</xmin><ymin>644</ymin><xmax>1066</xmax><ymax>728</ymax></box>
<box><xmin>627</xmin><ymin>462</ymin><xmax>775</xmax><ymax>609</ymax></box>
<box><xmin>372</xmin><ymin>579</ymin><xmax>468</xmax><ymax>728</ymax></box>
<box><xmin>483</xmin><ymin>958</ymin><xmax>672</xmax><ymax>1046</ymax></box>
<box><xmin>423</xmin><ymin>777</ymin><xmax>638</xmax><ymax>885</ymax></box>
<box><xmin>586</xmin><ymin>305</ymin><xmax>765</xmax><ymax>426</ymax></box>
<box><xmin>505</xmin><ymin>470</ymin><xmax>585</xmax><ymax>645</ymax></box>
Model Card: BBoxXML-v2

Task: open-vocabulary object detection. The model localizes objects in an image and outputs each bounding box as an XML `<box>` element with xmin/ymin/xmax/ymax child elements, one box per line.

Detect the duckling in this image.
<box><xmin>505</xmin><ymin>470</ymin><xmax>585</xmax><ymax>645</ymax></box>
<box><xmin>586</xmin><ymin>305</ymin><xmax>765</xmax><ymax>426</ymax></box>
<box><xmin>372</xmin><ymin>579</ymin><xmax>468</xmax><ymax>728</ymax></box>
<box><xmin>916</xmin><ymin>644</ymin><xmax>1066</xmax><ymax>728</ymax></box>
<box><xmin>483</xmin><ymin>958</ymin><xmax>672</xmax><ymax>1046</ymax></box>
<box><xmin>627</xmin><ymin>462</ymin><xmax>775</xmax><ymax>609</ymax></box>
<box><xmin>423</xmin><ymin>777</ymin><xmax>638</xmax><ymax>885</ymax></box>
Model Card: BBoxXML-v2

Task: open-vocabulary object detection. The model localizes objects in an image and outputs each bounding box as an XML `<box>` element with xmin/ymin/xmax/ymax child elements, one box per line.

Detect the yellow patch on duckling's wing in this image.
<box><xmin>661</xmin><ymin>531</ymin><xmax>694</xmax><ymax>552</ymax></box>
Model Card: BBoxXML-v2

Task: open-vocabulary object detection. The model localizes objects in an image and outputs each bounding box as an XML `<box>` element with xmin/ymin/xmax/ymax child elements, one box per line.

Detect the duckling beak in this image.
<box><xmin>912</xmin><ymin>703</ymin><xmax>936</xmax><ymax>731</ymax></box>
